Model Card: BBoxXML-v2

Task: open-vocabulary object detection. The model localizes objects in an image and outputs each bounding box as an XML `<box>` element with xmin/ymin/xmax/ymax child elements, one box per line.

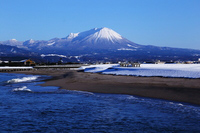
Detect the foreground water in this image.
<box><xmin>0</xmin><ymin>73</ymin><xmax>200</xmax><ymax>132</ymax></box>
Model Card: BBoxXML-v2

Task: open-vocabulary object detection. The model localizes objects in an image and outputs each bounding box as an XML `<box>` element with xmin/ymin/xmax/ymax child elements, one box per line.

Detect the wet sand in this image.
<box><xmin>8</xmin><ymin>69</ymin><xmax>200</xmax><ymax>105</ymax></box>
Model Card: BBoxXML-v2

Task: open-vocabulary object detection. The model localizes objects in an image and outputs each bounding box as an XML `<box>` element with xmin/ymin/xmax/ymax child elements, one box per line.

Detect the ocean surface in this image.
<box><xmin>0</xmin><ymin>73</ymin><xmax>200</xmax><ymax>132</ymax></box>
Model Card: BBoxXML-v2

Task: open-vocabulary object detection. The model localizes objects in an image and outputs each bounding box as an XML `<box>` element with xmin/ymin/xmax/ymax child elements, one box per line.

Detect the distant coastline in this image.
<box><xmin>4</xmin><ymin>69</ymin><xmax>200</xmax><ymax>105</ymax></box>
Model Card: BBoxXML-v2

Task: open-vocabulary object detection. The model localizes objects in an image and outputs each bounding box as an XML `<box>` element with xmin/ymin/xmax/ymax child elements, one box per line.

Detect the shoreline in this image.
<box><xmin>3</xmin><ymin>69</ymin><xmax>200</xmax><ymax>105</ymax></box>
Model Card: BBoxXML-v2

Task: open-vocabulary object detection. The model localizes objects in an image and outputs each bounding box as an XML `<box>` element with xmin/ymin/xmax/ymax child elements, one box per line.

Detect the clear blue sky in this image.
<box><xmin>0</xmin><ymin>0</ymin><xmax>200</xmax><ymax>49</ymax></box>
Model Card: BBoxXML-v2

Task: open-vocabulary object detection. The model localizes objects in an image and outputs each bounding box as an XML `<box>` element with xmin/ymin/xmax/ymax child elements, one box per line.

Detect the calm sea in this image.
<box><xmin>0</xmin><ymin>73</ymin><xmax>200</xmax><ymax>132</ymax></box>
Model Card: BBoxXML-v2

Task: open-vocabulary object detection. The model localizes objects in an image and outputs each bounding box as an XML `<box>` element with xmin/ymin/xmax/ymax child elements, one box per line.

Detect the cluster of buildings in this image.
<box><xmin>0</xmin><ymin>59</ymin><xmax>36</xmax><ymax>66</ymax></box>
<box><xmin>143</xmin><ymin>59</ymin><xmax>200</xmax><ymax>64</ymax></box>
<box><xmin>118</xmin><ymin>58</ymin><xmax>200</xmax><ymax>67</ymax></box>
<box><xmin>0</xmin><ymin>58</ymin><xmax>200</xmax><ymax>67</ymax></box>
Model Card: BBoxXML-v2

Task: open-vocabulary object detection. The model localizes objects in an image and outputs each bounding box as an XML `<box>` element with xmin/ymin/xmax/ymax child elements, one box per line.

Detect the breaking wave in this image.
<box><xmin>67</xmin><ymin>90</ymin><xmax>94</xmax><ymax>95</ymax></box>
<box><xmin>7</xmin><ymin>76</ymin><xmax>39</xmax><ymax>83</ymax></box>
<box><xmin>12</xmin><ymin>86</ymin><xmax>32</xmax><ymax>92</ymax></box>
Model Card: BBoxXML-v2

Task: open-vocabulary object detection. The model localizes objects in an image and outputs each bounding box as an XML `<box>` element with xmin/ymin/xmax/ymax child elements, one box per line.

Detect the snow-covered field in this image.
<box><xmin>80</xmin><ymin>64</ymin><xmax>200</xmax><ymax>79</ymax></box>
<box><xmin>0</xmin><ymin>67</ymin><xmax>33</xmax><ymax>69</ymax></box>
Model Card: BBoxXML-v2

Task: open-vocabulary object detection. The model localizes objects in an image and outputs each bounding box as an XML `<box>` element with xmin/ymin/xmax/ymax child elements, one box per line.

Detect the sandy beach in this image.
<box><xmin>6</xmin><ymin>69</ymin><xmax>200</xmax><ymax>105</ymax></box>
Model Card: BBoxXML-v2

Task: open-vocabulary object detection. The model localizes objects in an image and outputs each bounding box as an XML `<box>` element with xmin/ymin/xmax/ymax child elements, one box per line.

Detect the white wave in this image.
<box><xmin>12</xmin><ymin>86</ymin><xmax>31</xmax><ymax>92</ymax></box>
<box><xmin>178</xmin><ymin>103</ymin><xmax>184</xmax><ymax>106</ymax></box>
<box><xmin>79</xmin><ymin>64</ymin><xmax>120</xmax><ymax>73</ymax></box>
<box><xmin>127</xmin><ymin>96</ymin><xmax>138</xmax><ymax>100</ymax></box>
<box><xmin>7</xmin><ymin>76</ymin><xmax>39</xmax><ymax>83</ymax></box>
<box><xmin>71</xmin><ymin>90</ymin><xmax>94</xmax><ymax>95</ymax></box>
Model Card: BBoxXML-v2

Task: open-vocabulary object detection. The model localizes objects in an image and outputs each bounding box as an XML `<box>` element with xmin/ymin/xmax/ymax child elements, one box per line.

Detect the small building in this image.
<box><xmin>120</xmin><ymin>62</ymin><xmax>131</xmax><ymax>67</ymax></box>
<box><xmin>155</xmin><ymin>60</ymin><xmax>165</xmax><ymax>64</ymax></box>
<box><xmin>20</xmin><ymin>59</ymin><xmax>36</xmax><ymax>66</ymax></box>
<box><xmin>120</xmin><ymin>62</ymin><xmax>140</xmax><ymax>67</ymax></box>
<box><xmin>184</xmin><ymin>61</ymin><xmax>194</xmax><ymax>64</ymax></box>
<box><xmin>131</xmin><ymin>63</ymin><xmax>140</xmax><ymax>67</ymax></box>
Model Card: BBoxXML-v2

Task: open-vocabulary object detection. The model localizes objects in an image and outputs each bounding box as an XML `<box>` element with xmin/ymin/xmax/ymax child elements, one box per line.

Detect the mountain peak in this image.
<box><xmin>99</xmin><ymin>27</ymin><xmax>110</xmax><ymax>30</ymax></box>
<box><xmin>89</xmin><ymin>27</ymin><xmax>123</xmax><ymax>42</ymax></box>
<box><xmin>10</xmin><ymin>39</ymin><xmax>17</xmax><ymax>42</ymax></box>
<box><xmin>68</xmin><ymin>33</ymin><xmax>79</xmax><ymax>38</ymax></box>
<box><xmin>93</xmin><ymin>27</ymin><xmax>108</xmax><ymax>30</ymax></box>
<box><xmin>24</xmin><ymin>39</ymin><xmax>34</xmax><ymax>44</ymax></box>
<box><xmin>93</xmin><ymin>27</ymin><xmax>114</xmax><ymax>32</ymax></box>
<box><xmin>66</xmin><ymin>27</ymin><xmax>122</xmax><ymax>43</ymax></box>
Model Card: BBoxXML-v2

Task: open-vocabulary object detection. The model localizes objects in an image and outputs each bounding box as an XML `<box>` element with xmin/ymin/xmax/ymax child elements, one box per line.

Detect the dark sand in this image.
<box><xmin>7</xmin><ymin>69</ymin><xmax>200</xmax><ymax>105</ymax></box>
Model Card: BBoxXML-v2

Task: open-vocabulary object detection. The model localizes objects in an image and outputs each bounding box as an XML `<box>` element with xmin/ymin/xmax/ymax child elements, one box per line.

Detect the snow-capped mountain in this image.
<box><xmin>66</xmin><ymin>27</ymin><xmax>124</xmax><ymax>43</ymax></box>
<box><xmin>1</xmin><ymin>27</ymin><xmax>140</xmax><ymax>53</ymax></box>
<box><xmin>62</xmin><ymin>27</ymin><xmax>140</xmax><ymax>51</ymax></box>
<box><xmin>0</xmin><ymin>39</ymin><xmax>23</xmax><ymax>48</ymax></box>
<box><xmin>1</xmin><ymin>27</ymin><xmax>200</xmax><ymax>62</ymax></box>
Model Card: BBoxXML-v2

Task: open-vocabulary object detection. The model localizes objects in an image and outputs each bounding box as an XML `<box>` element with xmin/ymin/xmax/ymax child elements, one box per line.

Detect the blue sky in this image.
<box><xmin>0</xmin><ymin>0</ymin><xmax>200</xmax><ymax>49</ymax></box>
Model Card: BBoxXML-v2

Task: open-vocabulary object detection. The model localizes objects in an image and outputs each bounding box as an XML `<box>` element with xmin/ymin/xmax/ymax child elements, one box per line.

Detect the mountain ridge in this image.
<box><xmin>0</xmin><ymin>44</ymin><xmax>42</xmax><ymax>61</ymax></box>
<box><xmin>1</xmin><ymin>27</ymin><xmax>200</xmax><ymax>62</ymax></box>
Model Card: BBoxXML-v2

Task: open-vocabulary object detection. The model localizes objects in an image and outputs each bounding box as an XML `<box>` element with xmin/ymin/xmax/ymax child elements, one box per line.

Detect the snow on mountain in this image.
<box><xmin>1</xmin><ymin>27</ymin><xmax>200</xmax><ymax>62</ymax></box>
<box><xmin>65</xmin><ymin>27</ymin><xmax>124</xmax><ymax>43</ymax></box>
<box><xmin>127</xmin><ymin>44</ymin><xmax>138</xmax><ymax>48</ymax></box>
<box><xmin>28</xmin><ymin>39</ymin><xmax>35</xmax><ymax>44</ymax></box>
<box><xmin>47</xmin><ymin>42</ymin><xmax>55</xmax><ymax>46</ymax></box>
<box><xmin>83</xmin><ymin>27</ymin><xmax>123</xmax><ymax>43</ymax></box>
<box><xmin>117</xmin><ymin>48</ymin><xmax>136</xmax><ymax>51</ymax></box>
<box><xmin>10</xmin><ymin>39</ymin><xmax>17</xmax><ymax>42</ymax></box>
<box><xmin>47</xmin><ymin>41</ymin><xmax>55</xmax><ymax>46</ymax></box>
<box><xmin>0</xmin><ymin>39</ymin><xmax>23</xmax><ymax>48</ymax></box>
<box><xmin>23</xmin><ymin>39</ymin><xmax>36</xmax><ymax>47</ymax></box>
<box><xmin>41</xmin><ymin>54</ymin><xmax>67</xmax><ymax>58</ymax></box>
<box><xmin>66</xmin><ymin>33</ymin><xmax>80</xmax><ymax>41</ymax></box>
<box><xmin>58</xmin><ymin>27</ymin><xmax>140</xmax><ymax>51</ymax></box>
<box><xmin>1</xmin><ymin>27</ymin><xmax>140</xmax><ymax>51</ymax></box>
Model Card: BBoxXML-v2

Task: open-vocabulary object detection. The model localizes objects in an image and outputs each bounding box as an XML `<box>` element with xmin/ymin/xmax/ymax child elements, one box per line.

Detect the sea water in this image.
<box><xmin>0</xmin><ymin>73</ymin><xmax>200</xmax><ymax>132</ymax></box>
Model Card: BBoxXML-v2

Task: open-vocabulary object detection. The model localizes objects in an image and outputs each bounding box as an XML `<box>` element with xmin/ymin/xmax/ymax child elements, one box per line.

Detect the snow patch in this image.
<box><xmin>47</xmin><ymin>42</ymin><xmax>55</xmax><ymax>46</ymax></box>
<box><xmin>10</xmin><ymin>39</ymin><xmax>17</xmax><ymax>42</ymax></box>
<box><xmin>67</xmin><ymin>33</ymin><xmax>80</xmax><ymax>41</ymax></box>
<box><xmin>127</xmin><ymin>44</ymin><xmax>138</xmax><ymax>48</ymax></box>
<box><xmin>29</xmin><ymin>39</ymin><xmax>34</xmax><ymax>43</ymax></box>
<box><xmin>117</xmin><ymin>48</ymin><xmax>136</xmax><ymax>51</ymax></box>
<box><xmin>41</xmin><ymin>54</ymin><xmax>67</xmax><ymax>58</ymax></box>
